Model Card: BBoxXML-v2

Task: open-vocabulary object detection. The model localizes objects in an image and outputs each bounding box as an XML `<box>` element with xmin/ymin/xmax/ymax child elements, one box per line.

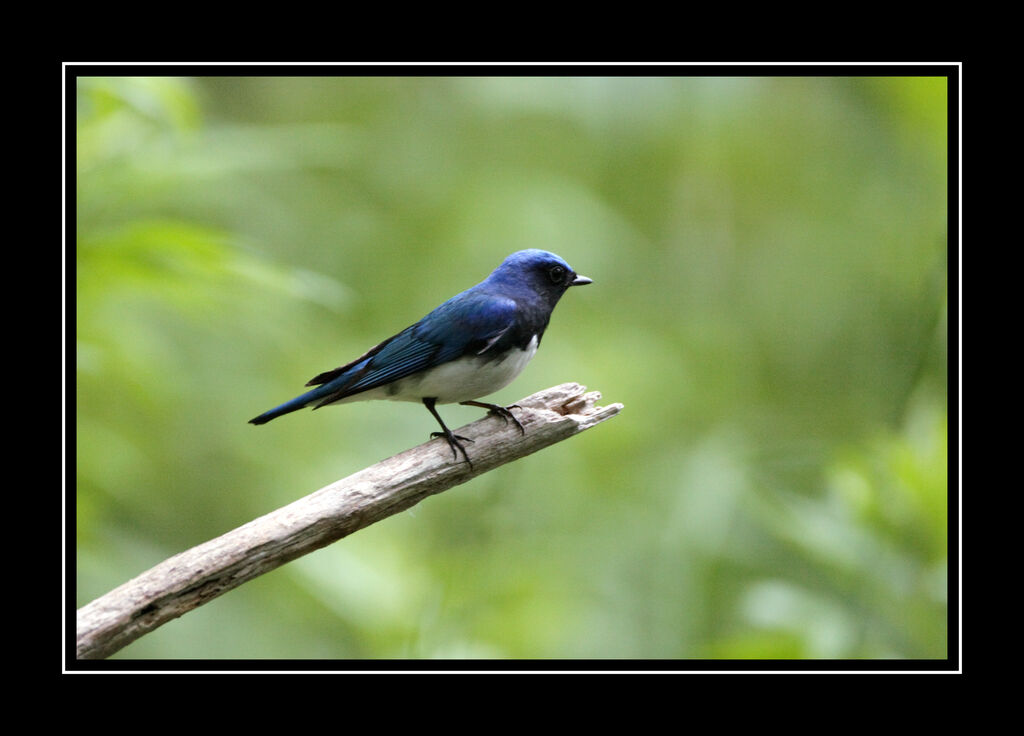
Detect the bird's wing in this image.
<box><xmin>307</xmin><ymin>291</ymin><xmax>518</xmax><ymax>405</ymax></box>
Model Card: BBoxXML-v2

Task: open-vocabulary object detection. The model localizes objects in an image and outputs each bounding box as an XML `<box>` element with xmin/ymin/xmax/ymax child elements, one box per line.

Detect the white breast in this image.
<box><xmin>411</xmin><ymin>334</ymin><xmax>539</xmax><ymax>403</ymax></box>
<box><xmin>343</xmin><ymin>334</ymin><xmax>539</xmax><ymax>405</ymax></box>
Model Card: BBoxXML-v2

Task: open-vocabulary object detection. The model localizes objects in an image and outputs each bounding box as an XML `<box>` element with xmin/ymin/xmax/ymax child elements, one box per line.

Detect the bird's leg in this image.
<box><xmin>460</xmin><ymin>400</ymin><xmax>526</xmax><ymax>436</ymax></box>
<box><xmin>423</xmin><ymin>397</ymin><xmax>474</xmax><ymax>468</ymax></box>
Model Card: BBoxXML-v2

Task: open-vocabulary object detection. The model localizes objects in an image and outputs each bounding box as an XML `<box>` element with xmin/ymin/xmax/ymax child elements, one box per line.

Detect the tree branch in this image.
<box><xmin>75</xmin><ymin>382</ymin><xmax>623</xmax><ymax>660</ymax></box>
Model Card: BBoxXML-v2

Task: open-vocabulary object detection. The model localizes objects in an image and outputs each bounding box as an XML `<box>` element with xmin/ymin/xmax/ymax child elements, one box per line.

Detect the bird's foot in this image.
<box><xmin>430</xmin><ymin>429</ymin><xmax>475</xmax><ymax>469</ymax></box>
<box><xmin>460</xmin><ymin>401</ymin><xmax>526</xmax><ymax>436</ymax></box>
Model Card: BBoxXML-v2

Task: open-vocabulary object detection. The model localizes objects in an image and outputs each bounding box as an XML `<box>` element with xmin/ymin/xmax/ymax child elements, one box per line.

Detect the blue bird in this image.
<box><xmin>249</xmin><ymin>249</ymin><xmax>592</xmax><ymax>467</ymax></box>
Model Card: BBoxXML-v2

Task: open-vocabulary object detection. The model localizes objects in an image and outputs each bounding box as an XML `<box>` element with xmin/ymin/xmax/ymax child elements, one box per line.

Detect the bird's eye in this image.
<box><xmin>548</xmin><ymin>265</ymin><xmax>566</xmax><ymax>284</ymax></box>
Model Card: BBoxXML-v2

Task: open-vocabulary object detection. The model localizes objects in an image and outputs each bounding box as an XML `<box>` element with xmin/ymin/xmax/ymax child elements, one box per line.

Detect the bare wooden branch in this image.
<box><xmin>75</xmin><ymin>382</ymin><xmax>623</xmax><ymax>660</ymax></box>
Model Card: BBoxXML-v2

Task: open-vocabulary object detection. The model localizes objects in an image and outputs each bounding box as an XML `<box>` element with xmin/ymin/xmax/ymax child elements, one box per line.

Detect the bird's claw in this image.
<box><xmin>489</xmin><ymin>404</ymin><xmax>526</xmax><ymax>435</ymax></box>
<box><xmin>460</xmin><ymin>400</ymin><xmax>526</xmax><ymax>436</ymax></box>
<box><xmin>430</xmin><ymin>430</ymin><xmax>474</xmax><ymax>468</ymax></box>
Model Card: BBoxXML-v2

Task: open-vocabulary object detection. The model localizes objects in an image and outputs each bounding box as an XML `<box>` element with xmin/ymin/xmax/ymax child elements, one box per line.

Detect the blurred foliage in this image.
<box><xmin>74</xmin><ymin>74</ymin><xmax>949</xmax><ymax>661</ymax></box>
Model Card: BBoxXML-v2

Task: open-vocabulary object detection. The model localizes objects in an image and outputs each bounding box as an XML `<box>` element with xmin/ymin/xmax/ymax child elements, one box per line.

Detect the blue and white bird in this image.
<box><xmin>249</xmin><ymin>249</ymin><xmax>592</xmax><ymax>466</ymax></box>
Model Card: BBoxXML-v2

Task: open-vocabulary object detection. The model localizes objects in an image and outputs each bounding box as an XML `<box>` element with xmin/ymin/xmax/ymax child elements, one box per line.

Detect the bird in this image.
<box><xmin>249</xmin><ymin>249</ymin><xmax>592</xmax><ymax>467</ymax></box>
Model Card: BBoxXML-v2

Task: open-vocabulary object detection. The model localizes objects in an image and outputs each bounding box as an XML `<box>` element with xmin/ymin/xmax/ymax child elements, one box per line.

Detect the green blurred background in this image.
<box><xmin>74</xmin><ymin>74</ymin><xmax>950</xmax><ymax>661</ymax></box>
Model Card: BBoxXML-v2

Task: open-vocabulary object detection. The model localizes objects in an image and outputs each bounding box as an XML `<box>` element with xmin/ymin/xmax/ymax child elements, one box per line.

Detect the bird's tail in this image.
<box><xmin>248</xmin><ymin>384</ymin><xmax>336</xmax><ymax>425</ymax></box>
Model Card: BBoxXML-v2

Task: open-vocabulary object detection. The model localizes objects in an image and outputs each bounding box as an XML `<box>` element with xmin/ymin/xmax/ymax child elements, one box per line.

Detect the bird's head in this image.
<box><xmin>486</xmin><ymin>249</ymin><xmax>592</xmax><ymax>306</ymax></box>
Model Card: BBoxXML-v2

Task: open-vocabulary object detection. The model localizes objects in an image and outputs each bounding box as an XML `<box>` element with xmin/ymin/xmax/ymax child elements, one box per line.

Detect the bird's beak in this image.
<box><xmin>572</xmin><ymin>274</ymin><xmax>593</xmax><ymax>286</ymax></box>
